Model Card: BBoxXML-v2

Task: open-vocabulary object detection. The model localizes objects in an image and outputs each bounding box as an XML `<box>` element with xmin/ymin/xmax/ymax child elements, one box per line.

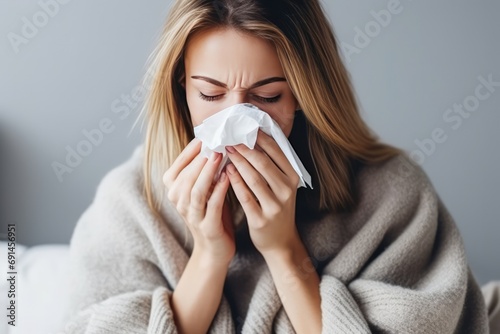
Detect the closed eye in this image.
<box><xmin>198</xmin><ymin>92</ymin><xmax>220</xmax><ymax>102</ymax></box>
<box><xmin>198</xmin><ymin>92</ymin><xmax>281</xmax><ymax>103</ymax></box>
<box><xmin>254</xmin><ymin>94</ymin><xmax>281</xmax><ymax>103</ymax></box>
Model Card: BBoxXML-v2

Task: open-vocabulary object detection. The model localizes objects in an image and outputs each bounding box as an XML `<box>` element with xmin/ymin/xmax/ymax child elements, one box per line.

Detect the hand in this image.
<box><xmin>225</xmin><ymin>130</ymin><xmax>301</xmax><ymax>257</ymax></box>
<box><xmin>163</xmin><ymin>138</ymin><xmax>235</xmax><ymax>266</ymax></box>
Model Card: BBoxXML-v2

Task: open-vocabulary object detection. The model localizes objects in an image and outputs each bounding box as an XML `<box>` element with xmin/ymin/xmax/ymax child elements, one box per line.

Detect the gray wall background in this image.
<box><xmin>0</xmin><ymin>0</ymin><xmax>498</xmax><ymax>285</ymax></box>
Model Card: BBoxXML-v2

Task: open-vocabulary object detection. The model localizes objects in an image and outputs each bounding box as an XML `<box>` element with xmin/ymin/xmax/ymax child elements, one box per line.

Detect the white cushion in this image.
<box><xmin>0</xmin><ymin>242</ymin><xmax>71</xmax><ymax>334</ymax></box>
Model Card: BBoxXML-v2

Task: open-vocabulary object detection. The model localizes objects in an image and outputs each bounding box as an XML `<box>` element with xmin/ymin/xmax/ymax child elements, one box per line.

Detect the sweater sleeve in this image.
<box><xmin>58</xmin><ymin>147</ymin><xmax>234</xmax><ymax>334</ymax></box>
<box><xmin>317</xmin><ymin>155</ymin><xmax>489</xmax><ymax>334</ymax></box>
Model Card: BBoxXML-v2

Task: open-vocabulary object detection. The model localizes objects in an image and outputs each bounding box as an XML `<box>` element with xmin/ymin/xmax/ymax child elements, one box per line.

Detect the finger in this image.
<box><xmin>255</xmin><ymin>130</ymin><xmax>297</xmax><ymax>179</ymax></box>
<box><xmin>205</xmin><ymin>169</ymin><xmax>231</xmax><ymax>223</ymax></box>
<box><xmin>168</xmin><ymin>152</ymin><xmax>207</xmax><ymax>205</ymax></box>
<box><xmin>256</xmin><ymin>130</ymin><xmax>301</xmax><ymax>189</ymax></box>
<box><xmin>225</xmin><ymin>162</ymin><xmax>262</xmax><ymax>219</ymax></box>
<box><xmin>226</xmin><ymin>146</ymin><xmax>275</xmax><ymax>205</ymax></box>
<box><xmin>190</xmin><ymin>152</ymin><xmax>223</xmax><ymax>221</ymax></box>
<box><xmin>231</xmin><ymin>142</ymin><xmax>288</xmax><ymax>196</ymax></box>
<box><xmin>254</xmin><ymin>144</ymin><xmax>265</xmax><ymax>153</ymax></box>
<box><xmin>163</xmin><ymin>138</ymin><xmax>202</xmax><ymax>187</ymax></box>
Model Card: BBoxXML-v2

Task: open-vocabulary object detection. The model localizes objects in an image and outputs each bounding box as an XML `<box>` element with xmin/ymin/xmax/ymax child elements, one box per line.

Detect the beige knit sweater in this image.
<box><xmin>59</xmin><ymin>142</ymin><xmax>489</xmax><ymax>333</ymax></box>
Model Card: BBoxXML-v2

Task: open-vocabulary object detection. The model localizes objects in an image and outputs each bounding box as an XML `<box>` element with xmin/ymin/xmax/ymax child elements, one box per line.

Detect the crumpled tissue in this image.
<box><xmin>193</xmin><ymin>103</ymin><xmax>313</xmax><ymax>189</ymax></box>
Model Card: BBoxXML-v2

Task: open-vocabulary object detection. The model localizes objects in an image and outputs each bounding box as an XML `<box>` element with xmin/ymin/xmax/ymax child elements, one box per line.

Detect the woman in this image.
<box><xmin>61</xmin><ymin>0</ymin><xmax>491</xmax><ymax>333</ymax></box>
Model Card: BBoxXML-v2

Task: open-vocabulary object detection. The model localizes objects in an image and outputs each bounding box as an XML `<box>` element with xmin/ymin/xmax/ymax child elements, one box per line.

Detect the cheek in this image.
<box><xmin>186</xmin><ymin>87</ymin><xmax>213</xmax><ymax>127</ymax></box>
<box><xmin>265</xmin><ymin>106</ymin><xmax>296</xmax><ymax>136</ymax></box>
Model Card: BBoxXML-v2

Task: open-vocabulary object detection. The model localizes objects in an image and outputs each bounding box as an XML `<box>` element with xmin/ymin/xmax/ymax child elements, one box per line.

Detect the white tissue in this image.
<box><xmin>193</xmin><ymin>103</ymin><xmax>313</xmax><ymax>189</ymax></box>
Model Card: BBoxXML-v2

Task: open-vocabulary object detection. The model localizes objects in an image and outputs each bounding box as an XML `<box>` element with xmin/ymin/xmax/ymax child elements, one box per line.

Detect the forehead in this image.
<box><xmin>184</xmin><ymin>27</ymin><xmax>283</xmax><ymax>76</ymax></box>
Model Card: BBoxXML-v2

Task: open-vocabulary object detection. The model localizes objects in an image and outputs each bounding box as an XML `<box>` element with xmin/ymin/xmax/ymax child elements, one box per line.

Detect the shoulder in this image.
<box><xmin>94</xmin><ymin>144</ymin><xmax>146</xmax><ymax>202</ymax></box>
<box><xmin>69</xmin><ymin>144</ymin><xmax>148</xmax><ymax>248</ymax></box>
<box><xmin>358</xmin><ymin>152</ymin><xmax>435</xmax><ymax>194</ymax></box>
<box><xmin>352</xmin><ymin>152</ymin><xmax>439</xmax><ymax>217</ymax></box>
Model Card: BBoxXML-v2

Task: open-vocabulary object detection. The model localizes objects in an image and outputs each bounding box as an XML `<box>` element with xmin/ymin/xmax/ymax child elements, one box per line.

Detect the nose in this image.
<box><xmin>229</xmin><ymin>92</ymin><xmax>250</xmax><ymax>107</ymax></box>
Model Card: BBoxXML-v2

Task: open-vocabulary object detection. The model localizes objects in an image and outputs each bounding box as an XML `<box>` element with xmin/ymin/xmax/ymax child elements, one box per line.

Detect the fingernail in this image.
<box><xmin>226</xmin><ymin>146</ymin><xmax>235</xmax><ymax>154</ymax></box>
<box><xmin>210</xmin><ymin>151</ymin><xmax>219</xmax><ymax>161</ymax></box>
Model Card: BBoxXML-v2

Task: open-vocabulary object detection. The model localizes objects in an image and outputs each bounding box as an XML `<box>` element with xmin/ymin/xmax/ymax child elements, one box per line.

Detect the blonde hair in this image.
<box><xmin>134</xmin><ymin>0</ymin><xmax>404</xmax><ymax>232</ymax></box>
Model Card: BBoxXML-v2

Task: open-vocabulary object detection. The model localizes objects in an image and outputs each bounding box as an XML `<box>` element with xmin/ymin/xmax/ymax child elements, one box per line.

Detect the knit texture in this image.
<box><xmin>59</xmin><ymin>144</ymin><xmax>489</xmax><ymax>333</ymax></box>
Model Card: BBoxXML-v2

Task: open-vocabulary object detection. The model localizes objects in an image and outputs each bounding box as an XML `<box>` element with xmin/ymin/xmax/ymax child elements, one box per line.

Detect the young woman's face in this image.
<box><xmin>183</xmin><ymin>27</ymin><xmax>299</xmax><ymax>137</ymax></box>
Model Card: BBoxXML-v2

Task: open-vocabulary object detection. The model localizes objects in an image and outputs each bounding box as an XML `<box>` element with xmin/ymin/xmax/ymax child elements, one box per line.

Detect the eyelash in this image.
<box><xmin>198</xmin><ymin>92</ymin><xmax>281</xmax><ymax>103</ymax></box>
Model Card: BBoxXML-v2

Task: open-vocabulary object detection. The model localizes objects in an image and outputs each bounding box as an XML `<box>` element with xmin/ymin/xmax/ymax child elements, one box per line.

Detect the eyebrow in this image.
<box><xmin>191</xmin><ymin>75</ymin><xmax>286</xmax><ymax>89</ymax></box>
